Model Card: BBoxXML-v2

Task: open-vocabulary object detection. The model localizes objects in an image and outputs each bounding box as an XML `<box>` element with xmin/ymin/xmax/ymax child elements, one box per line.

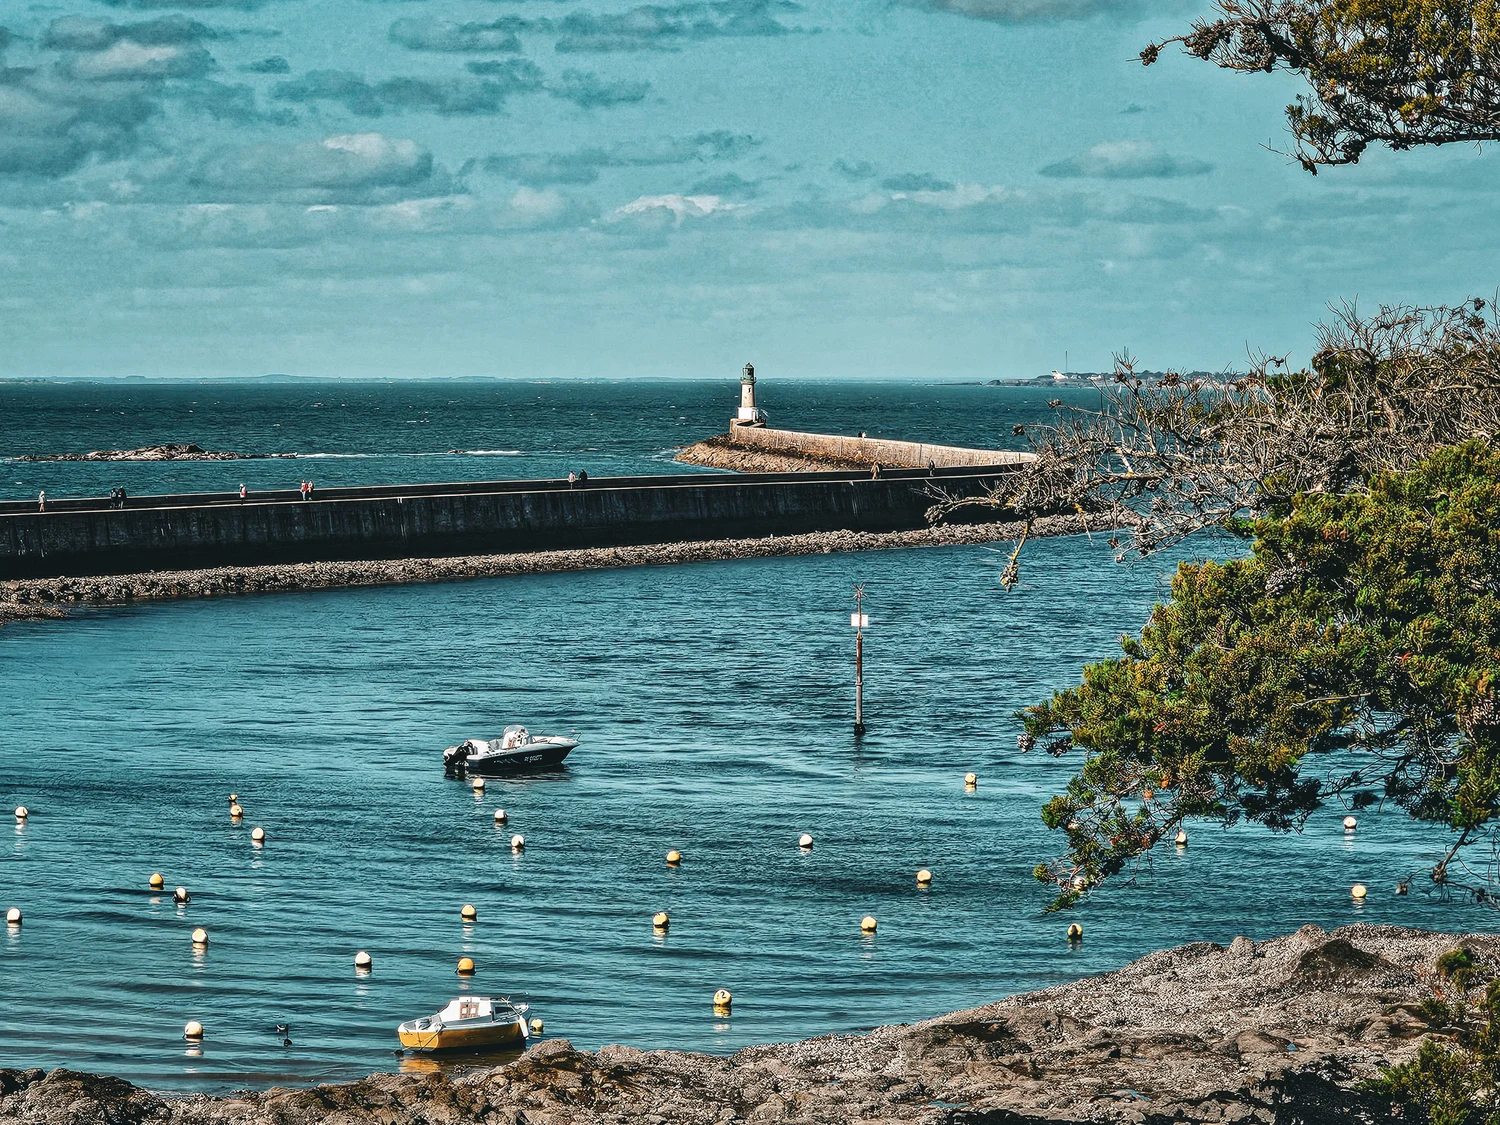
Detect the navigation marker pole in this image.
<box><xmin>851</xmin><ymin>584</ymin><xmax>869</xmax><ymax>737</ymax></box>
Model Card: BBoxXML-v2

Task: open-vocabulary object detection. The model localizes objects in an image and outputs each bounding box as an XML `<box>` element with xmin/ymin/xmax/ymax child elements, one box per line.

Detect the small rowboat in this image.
<box><xmin>398</xmin><ymin>996</ymin><xmax>530</xmax><ymax>1051</ymax></box>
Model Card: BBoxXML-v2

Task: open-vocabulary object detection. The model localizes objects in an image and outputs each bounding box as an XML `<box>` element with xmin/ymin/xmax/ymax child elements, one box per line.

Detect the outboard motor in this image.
<box><xmin>443</xmin><ymin>743</ymin><xmax>471</xmax><ymax>777</ymax></box>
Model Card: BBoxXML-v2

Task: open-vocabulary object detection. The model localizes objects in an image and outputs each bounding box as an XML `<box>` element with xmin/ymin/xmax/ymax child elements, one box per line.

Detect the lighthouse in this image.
<box><xmin>734</xmin><ymin>362</ymin><xmax>767</xmax><ymax>427</ymax></box>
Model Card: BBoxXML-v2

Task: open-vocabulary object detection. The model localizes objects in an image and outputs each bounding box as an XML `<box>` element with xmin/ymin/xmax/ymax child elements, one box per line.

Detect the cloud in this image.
<box><xmin>389</xmin><ymin>19</ymin><xmax>522</xmax><ymax>53</ymax></box>
<box><xmin>64</xmin><ymin>41</ymin><xmax>217</xmax><ymax>81</ymax></box>
<box><xmin>96</xmin><ymin>0</ymin><xmax>272</xmax><ymax>9</ymax></box>
<box><xmin>0</xmin><ymin>69</ymin><xmax>158</xmax><ymax>177</ymax></box>
<box><xmin>486</xmin><ymin>130</ymin><xmax>756</xmax><ymax>185</ymax></box>
<box><xmin>611</xmin><ymin>192</ymin><xmax>739</xmax><ymax>222</ymax></box>
<box><xmin>43</xmin><ymin>15</ymin><xmax>222</xmax><ymax>51</ymax></box>
<box><xmin>551</xmin><ymin>69</ymin><xmax>649</xmax><ymax>108</ymax></box>
<box><xmin>272</xmin><ymin>62</ymin><xmax>544</xmax><ymax>116</ymax></box>
<box><xmin>1040</xmin><ymin>141</ymin><xmax>1212</xmax><ymax>179</ymax></box>
<box><xmin>833</xmin><ymin>158</ymin><xmax>875</xmax><ymax>180</ymax></box>
<box><xmin>881</xmin><ymin>171</ymin><xmax>954</xmax><ymax>192</ymax></box>
<box><xmin>688</xmin><ymin>171</ymin><xmax>758</xmax><ymax>198</ymax></box>
<box><xmin>902</xmin><ymin>0</ymin><xmax>1154</xmax><ymax>21</ymax></box>
<box><xmin>178</xmin><ymin>78</ymin><xmax>296</xmax><ymax>123</ymax></box>
<box><xmin>187</xmin><ymin>132</ymin><xmax>454</xmax><ymax>202</ymax></box>
<box><xmin>472</xmin><ymin>1</ymin><xmax>803</xmax><ymax>53</ymax></box>
<box><xmin>241</xmin><ymin>55</ymin><xmax>291</xmax><ymax>74</ymax></box>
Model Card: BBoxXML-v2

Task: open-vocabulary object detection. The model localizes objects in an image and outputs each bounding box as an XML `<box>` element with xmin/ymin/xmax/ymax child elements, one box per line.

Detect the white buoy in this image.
<box><xmin>5</xmin><ymin>907</ymin><xmax>20</xmax><ymax>927</ymax></box>
<box><xmin>14</xmin><ymin>806</ymin><xmax>27</xmax><ymax>822</ymax></box>
<box><xmin>713</xmin><ymin>988</ymin><xmax>732</xmax><ymax>1011</ymax></box>
<box><xmin>916</xmin><ymin>868</ymin><xmax>933</xmax><ymax>885</ymax></box>
<box><xmin>1352</xmin><ymin>883</ymin><xmax>1368</xmax><ymax>899</ymax></box>
<box><xmin>653</xmin><ymin>911</ymin><xmax>670</xmax><ymax>931</ymax></box>
<box><xmin>173</xmin><ymin>887</ymin><xmax>190</xmax><ymax>905</ymax></box>
<box><xmin>149</xmin><ymin>873</ymin><xmax>165</xmax><ymax>890</ymax></box>
<box><xmin>184</xmin><ymin>1020</ymin><xmax>204</xmax><ymax>1040</ymax></box>
<box><xmin>229</xmin><ymin>803</ymin><xmax>243</xmax><ymax>819</ymax></box>
<box><xmin>860</xmin><ymin>915</ymin><xmax>877</xmax><ymax>933</ymax></box>
<box><xmin>1174</xmin><ymin>829</ymin><xmax>1188</xmax><ymax>846</ymax></box>
<box><xmin>1067</xmin><ymin>922</ymin><xmax>1083</xmax><ymax>942</ymax></box>
<box><xmin>461</xmin><ymin>904</ymin><xmax>478</xmax><ymax>922</ymax></box>
<box><xmin>250</xmin><ymin>826</ymin><xmax>266</xmax><ymax>843</ymax></box>
<box><xmin>529</xmin><ymin>1017</ymin><xmax>544</xmax><ymax>1035</ymax></box>
<box><xmin>511</xmin><ymin>833</ymin><xmax>525</xmax><ymax>851</ymax></box>
<box><xmin>472</xmin><ymin>777</ymin><xmax>486</xmax><ymax>792</ymax></box>
<box><xmin>1343</xmin><ymin>815</ymin><xmax>1358</xmax><ymax>831</ymax></box>
<box><xmin>798</xmin><ymin>833</ymin><xmax>813</xmax><ymax>849</ymax></box>
<box><xmin>666</xmin><ymin>849</ymin><xmax>682</xmax><ymax>865</ymax></box>
<box><xmin>964</xmin><ymin>772</ymin><xmax>977</xmax><ymax>788</ymax></box>
<box><xmin>228</xmin><ymin>793</ymin><xmax>238</xmax><ymax>804</ymax></box>
<box><xmin>191</xmin><ymin>927</ymin><xmax>208</xmax><ymax>946</ymax></box>
<box><xmin>493</xmin><ymin>809</ymin><xmax>507</xmax><ymax>824</ymax></box>
<box><xmin>354</xmin><ymin>950</ymin><xmax>373</xmax><ymax>970</ymax></box>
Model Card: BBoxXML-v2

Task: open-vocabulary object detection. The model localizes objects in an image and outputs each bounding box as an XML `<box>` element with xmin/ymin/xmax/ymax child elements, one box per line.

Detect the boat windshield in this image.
<box><xmin>501</xmin><ymin>724</ymin><xmax>529</xmax><ymax>749</ymax></box>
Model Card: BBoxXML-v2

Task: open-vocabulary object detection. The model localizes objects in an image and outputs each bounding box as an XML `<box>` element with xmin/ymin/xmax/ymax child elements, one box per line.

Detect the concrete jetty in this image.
<box><xmin>0</xmin><ymin>466</ymin><xmax>1018</xmax><ymax>579</ymax></box>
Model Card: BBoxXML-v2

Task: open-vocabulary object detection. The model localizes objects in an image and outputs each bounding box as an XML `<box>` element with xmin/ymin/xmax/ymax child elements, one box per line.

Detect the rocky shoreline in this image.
<box><xmin>13</xmin><ymin>443</ymin><xmax>287</xmax><ymax>462</ymax></box>
<box><xmin>0</xmin><ymin>923</ymin><xmax>1482</xmax><ymax>1123</ymax></box>
<box><xmin>0</xmin><ymin>514</ymin><xmax>1076</xmax><ymax>624</ymax></box>
<box><xmin>676</xmin><ymin>435</ymin><xmax>873</xmax><ymax>473</ymax></box>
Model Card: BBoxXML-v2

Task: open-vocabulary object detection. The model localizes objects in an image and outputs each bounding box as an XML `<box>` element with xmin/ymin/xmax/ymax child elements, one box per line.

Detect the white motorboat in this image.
<box><xmin>398</xmin><ymin>996</ymin><xmax>530</xmax><ymax>1051</ymax></box>
<box><xmin>443</xmin><ymin>725</ymin><xmax>578</xmax><ymax>776</ymax></box>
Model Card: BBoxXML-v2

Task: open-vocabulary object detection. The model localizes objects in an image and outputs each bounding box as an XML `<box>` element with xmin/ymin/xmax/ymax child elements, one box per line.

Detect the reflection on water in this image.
<box><xmin>0</xmin><ymin>533</ymin><xmax>1485</xmax><ymax>1092</ymax></box>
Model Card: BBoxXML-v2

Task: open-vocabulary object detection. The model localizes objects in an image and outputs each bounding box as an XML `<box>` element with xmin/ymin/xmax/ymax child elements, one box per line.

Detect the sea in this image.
<box><xmin>0</xmin><ymin>379</ymin><xmax>1486</xmax><ymax>1092</ymax></box>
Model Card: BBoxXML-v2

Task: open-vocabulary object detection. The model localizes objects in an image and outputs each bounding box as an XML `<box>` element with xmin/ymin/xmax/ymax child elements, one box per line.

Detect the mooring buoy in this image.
<box><xmin>461</xmin><ymin>904</ymin><xmax>477</xmax><ymax>922</ymax></box>
<box><xmin>457</xmin><ymin>957</ymin><xmax>476</xmax><ymax>975</ymax></box>
<box><xmin>14</xmin><ymin>806</ymin><xmax>28</xmax><ymax>822</ymax></box>
<box><xmin>184</xmin><ymin>1021</ymin><xmax>204</xmax><ymax>1040</ymax></box>
<box><xmin>191</xmin><ymin>927</ymin><xmax>208</xmax><ymax>946</ymax></box>
<box><xmin>1067</xmin><ymin>922</ymin><xmax>1083</xmax><ymax>942</ymax></box>
<box><xmin>493</xmin><ymin>809</ymin><xmax>507</xmax><ymax>824</ymax></box>
<box><xmin>173</xmin><ymin>887</ymin><xmax>190</xmax><ymax>905</ymax></box>
<box><xmin>510</xmin><ymin>833</ymin><xmax>525</xmax><ymax>852</ymax></box>
<box><xmin>354</xmin><ymin>950</ymin><xmax>373</xmax><ymax>970</ymax></box>
<box><xmin>713</xmin><ymin>988</ymin><xmax>732</xmax><ymax>1012</ymax></box>
<box><xmin>653</xmin><ymin>911</ymin><xmax>670</xmax><ymax>931</ymax></box>
<box><xmin>5</xmin><ymin>907</ymin><xmax>20</xmax><ymax>927</ymax></box>
<box><xmin>798</xmin><ymin>833</ymin><xmax>813</xmax><ymax>849</ymax></box>
<box><xmin>1352</xmin><ymin>883</ymin><xmax>1368</xmax><ymax>899</ymax></box>
<box><xmin>149</xmin><ymin>873</ymin><xmax>165</xmax><ymax>890</ymax></box>
<box><xmin>860</xmin><ymin>915</ymin><xmax>877</xmax><ymax>933</ymax></box>
<box><xmin>916</xmin><ymin>868</ymin><xmax>933</xmax><ymax>885</ymax></box>
<box><xmin>666</xmin><ymin>849</ymin><xmax>682</xmax><ymax>866</ymax></box>
<box><xmin>250</xmin><ymin>826</ymin><xmax>265</xmax><ymax>843</ymax></box>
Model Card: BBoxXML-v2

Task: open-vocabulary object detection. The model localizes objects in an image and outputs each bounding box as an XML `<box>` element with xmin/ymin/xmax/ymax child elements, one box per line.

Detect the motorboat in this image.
<box><xmin>443</xmin><ymin>725</ymin><xmax>578</xmax><ymax>776</ymax></box>
<box><xmin>398</xmin><ymin>996</ymin><xmax>530</xmax><ymax>1051</ymax></box>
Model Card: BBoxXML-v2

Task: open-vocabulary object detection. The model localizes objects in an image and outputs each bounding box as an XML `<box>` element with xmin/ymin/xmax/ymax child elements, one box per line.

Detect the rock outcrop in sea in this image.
<box><xmin>0</xmin><ymin>924</ymin><xmax>1483</xmax><ymax>1123</ymax></box>
<box><xmin>13</xmin><ymin>444</ymin><xmax>289</xmax><ymax>462</ymax></box>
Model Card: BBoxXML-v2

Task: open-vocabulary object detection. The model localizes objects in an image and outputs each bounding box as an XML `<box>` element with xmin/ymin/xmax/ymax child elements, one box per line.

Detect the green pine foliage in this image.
<box><xmin>1025</xmin><ymin>441</ymin><xmax>1500</xmax><ymax>908</ymax></box>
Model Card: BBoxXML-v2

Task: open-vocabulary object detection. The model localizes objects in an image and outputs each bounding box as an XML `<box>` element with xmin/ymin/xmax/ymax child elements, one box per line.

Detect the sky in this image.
<box><xmin>0</xmin><ymin>0</ymin><xmax>1494</xmax><ymax>380</ymax></box>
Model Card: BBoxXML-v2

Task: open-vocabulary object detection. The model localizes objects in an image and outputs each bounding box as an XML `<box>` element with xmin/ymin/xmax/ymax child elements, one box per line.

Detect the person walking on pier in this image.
<box><xmin>299</xmin><ymin>481</ymin><xmax>310</xmax><ymax>502</ymax></box>
<box><xmin>37</xmin><ymin>490</ymin><xmax>45</xmax><ymax>512</ymax></box>
<box><xmin>239</xmin><ymin>483</ymin><xmax>247</xmax><ymax>503</ymax></box>
<box><xmin>567</xmin><ymin>471</ymin><xmax>578</xmax><ymax>489</ymax></box>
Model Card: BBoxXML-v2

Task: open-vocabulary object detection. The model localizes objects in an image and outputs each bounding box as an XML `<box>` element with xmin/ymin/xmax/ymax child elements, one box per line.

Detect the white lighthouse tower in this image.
<box><xmin>734</xmin><ymin>362</ymin><xmax>767</xmax><ymax>427</ymax></box>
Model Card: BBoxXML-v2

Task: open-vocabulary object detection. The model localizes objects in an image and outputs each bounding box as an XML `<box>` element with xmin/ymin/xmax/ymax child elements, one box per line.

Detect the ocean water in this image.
<box><xmin>0</xmin><ymin>381</ymin><xmax>1486</xmax><ymax>1092</ymax></box>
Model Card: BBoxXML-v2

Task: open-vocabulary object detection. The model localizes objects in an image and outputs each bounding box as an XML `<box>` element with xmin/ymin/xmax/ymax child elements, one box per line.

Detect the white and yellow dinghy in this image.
<box><xmin>398</xmin><ymin>997</ymin><xmax>531</xmax><ymax>1051</ymax></box>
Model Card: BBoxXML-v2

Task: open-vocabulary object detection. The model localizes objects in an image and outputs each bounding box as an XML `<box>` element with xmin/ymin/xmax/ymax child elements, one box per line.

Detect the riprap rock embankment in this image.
<box><xmin>0</xmin><ymin>924</ymin><xmax>1481</xmax><ymax>1123</ymax></box>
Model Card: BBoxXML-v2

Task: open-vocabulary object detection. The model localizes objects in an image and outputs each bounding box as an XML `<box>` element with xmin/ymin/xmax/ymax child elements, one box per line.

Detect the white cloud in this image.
<box><xmin>611</xmin><ymin>193</ymin><xmax>739</xmax><ymax>223</ymax></box>
<box><xmin>1041</xmin><ymin>141</ymin><xmax>1214</xmax><ymax>179</ymax></box>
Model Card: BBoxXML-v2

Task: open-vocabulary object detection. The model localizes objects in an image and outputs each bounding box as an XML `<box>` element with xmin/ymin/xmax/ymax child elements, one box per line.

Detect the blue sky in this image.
<box><xmin>0</xmin><ymin>0</ymin><xmax>1492</xmax><ymax>379</ymax></box>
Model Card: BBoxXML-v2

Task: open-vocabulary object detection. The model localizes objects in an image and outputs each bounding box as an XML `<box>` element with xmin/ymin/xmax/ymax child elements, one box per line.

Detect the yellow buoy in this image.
<box><xmin>184</xmin><ymin>1020</ymin><xmax>204</xmax><ymax>1040</ymax></box>
<box><xmin>529</xmin><ymin>1017</ymin><xmax>544</xmax><ymax>1035</ymax></box>
<box><xmin>456</xmin><ymin>956</ymin><xmax>476</xmax><ymax>975</ymax></box>
<box><xmin>798</xmin><ymin>833</ymin><xmax>813</xmax><ymax>849</ymax></box>
<box><xmin>653</xmin><ymin>911</ymin><xmax>670</xmax><ymax>931</ymax></box>
<box><xmin>510</xmin><ymin>833</ymin><xmax>525</xmax><ymax>851</ymax></box>
<box><xmin>14</xmin><ymin>806</ymin><xmax>28</xmax><ymax>821</ymax></box>
<box><xmin>1174</xmin><ymin>829</ymin><xmax>1188</xmax><ymax>846</ymax></box>
<box><xmin>860</xmin><ymin>915</ymin><xmax>877</xmax><ymax>933</ymax></box>
<box><xmin>229</xmin><ymin>803</ymin><xmax>244</xmax><ymax>819</ymax></box>
<box><xmin>228</xmin><ymin>793</ymin><xmax>238</xmax><ymax>804</ymax></box>
<box><xmin>493</xmin><ymin>808</ymin><xmax>507</xmax><ymax>824</ymax></box>
<box><xmin>460</xmin><ymin>904</ymin><xmax>478</xmax><ymax>922</ymax></box>
<box><xmin>713</xmin><ymin>988</ymin><xmax>732</xmax><ymax>1011</ymax></box>
<box><xmin>1067</xmin><ymin>922</ymin><xmax>1083</xmax><ymax>942</ymax></box>
<box><xmin>149</xmin><ymin>873</ymin><xmax>165</xmax><ymax>890</ymax></box>
<box><xmin>472</xmin><ymin>777</ymin><xmax>486</xmax><ymax>792</ymax></box>
<box><xmin>964</xmin><ymin>772</ymin><xmax>977</xmax><ymax>788</ymax></box>
<box><xmin>665</xmin><ymin>849</ymin><xmax>682</xmax><ymax>866</ymax></box>
<box><xmin>191</xmin><ymin>927</ymin><xmax>208</xmax><ymax>946</ymax></box>
<box><xmin>1352</xmin><ymin>883</ymin><xmax>1368</xmax><ymax>899</ymax></box>
<box><xmin>5</xmin><ymin>907</ymin><xmax>20</xmax><ymax>927</ymax></box>
<box><xmin>1343</xmin><ymin>815</ymin><xmax>1358</xmax><ymax>831</ymax></box>
<box><xmin>916</xmin><ymin>868</ymin><xmax>933</xmax><ymax>885</ymax></box>
<box><xmin>354</xmin><ymin>950</ymin><xmax>373</xmax><ymax>970</ymax></box>
<box><xmin>250</xmin><ymin>826</ymin><xmax>266</xmax><ymax>843</ymax></box>
<box><xmin>173</xmin><ymin>887</ymin><xmax>190</xmax><ymax>904</ymax></box>
<box><xmin>1141</xmin><ymin>789</ymin><xmax>1154</xmax><ymax>800</ymax></box>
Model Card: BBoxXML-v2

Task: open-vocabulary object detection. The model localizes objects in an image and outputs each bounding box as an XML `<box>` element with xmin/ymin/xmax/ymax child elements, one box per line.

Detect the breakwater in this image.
<box><xmin>677</xmin><ymin>429</ymin><xmax>1034</xmax><ymax>473</ymax></box>
<box><xmin>0</xmin><ymin>924</ymin><xmax>1464</xmax><ymax>1123</ymax></box>
<box><xmin>0</xmin><ymin>467</ymin><xmax>1016</xmax><ymax>580</ymax></box>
